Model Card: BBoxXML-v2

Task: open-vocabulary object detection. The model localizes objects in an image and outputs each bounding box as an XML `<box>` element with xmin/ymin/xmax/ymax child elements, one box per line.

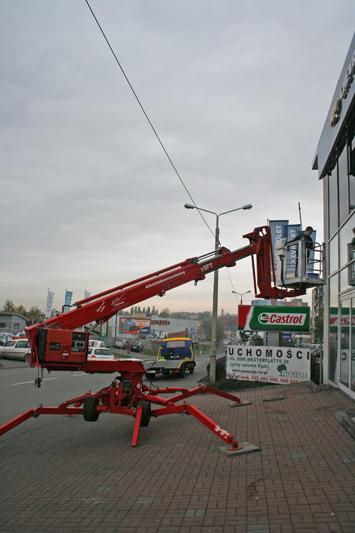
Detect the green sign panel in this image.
<box><xmin>241</xmin><ymin>306</ymin><xmax>310</xmax><ymax>332</ymax></box>
<box><xmin>329</xmin><ymin>307</ymin><xmax>355</xmax><ymax>330</ymax></box>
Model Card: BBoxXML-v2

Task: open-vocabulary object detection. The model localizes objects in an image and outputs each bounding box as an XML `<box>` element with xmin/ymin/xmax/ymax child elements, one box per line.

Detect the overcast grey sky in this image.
<box><xmin>1</xmin><ymin>1</ymin><xmax>354</xmax><ymax>315</ymax></box>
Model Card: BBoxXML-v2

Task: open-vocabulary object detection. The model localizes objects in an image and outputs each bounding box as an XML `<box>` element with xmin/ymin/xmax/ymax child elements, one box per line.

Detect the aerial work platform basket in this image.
<box><xmin>276</xmin><ymin>237</ymin><xmax>324</xmax><ymax>289</ymax></box>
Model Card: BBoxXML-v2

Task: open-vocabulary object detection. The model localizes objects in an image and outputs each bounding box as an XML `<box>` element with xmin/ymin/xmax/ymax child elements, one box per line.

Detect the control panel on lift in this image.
<box><xmin>275</xmin><ymin>237</ymin><xmax>324</xmax><ymax>289</ymax></box>
<box><xmin>36</xmin><ymin>328</ymin><xmax>89</xmax><ymax>365</ymax></box>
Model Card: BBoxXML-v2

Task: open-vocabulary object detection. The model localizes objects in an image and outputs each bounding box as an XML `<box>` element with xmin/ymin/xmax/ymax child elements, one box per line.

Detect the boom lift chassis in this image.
<box><xmin>0</xmin><ymin>226</ymin><xmax>311</xmax><ymax>451</ymax></box>
<box><xmin>0</xmin><ymin>360</ymin><xmax>249</xmax><ymax>451</ymax></box>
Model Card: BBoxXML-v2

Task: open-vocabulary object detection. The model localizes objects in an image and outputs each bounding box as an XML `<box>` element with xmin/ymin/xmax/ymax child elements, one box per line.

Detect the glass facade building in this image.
<box><xmin>313</xmin><ymin>34</ymin><xmax>355</xmax><ymax>398</ymax></box>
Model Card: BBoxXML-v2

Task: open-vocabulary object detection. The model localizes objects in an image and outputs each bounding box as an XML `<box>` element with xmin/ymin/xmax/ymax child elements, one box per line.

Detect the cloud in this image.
<box><xmin>0</xmin><ymin>0</ymin><xmax>353</xmax><ymax>312</ymax></box>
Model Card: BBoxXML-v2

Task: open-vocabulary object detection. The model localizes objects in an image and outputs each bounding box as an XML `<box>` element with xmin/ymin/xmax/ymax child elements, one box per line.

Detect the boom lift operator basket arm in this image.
<box><xmin>0</xmin><ymin>226</ymin><xmax>315</xmax><ymax>451</ymax></box>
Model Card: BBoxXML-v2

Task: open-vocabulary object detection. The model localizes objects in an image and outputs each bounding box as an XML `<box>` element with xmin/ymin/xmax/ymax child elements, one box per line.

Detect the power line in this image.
<box><xmin>84</xmin><ymin>1</ymin><xmax>243</xmax><ymax>300</ymax></box>
<box><xmin>84</xmin><ymin>0</ymin><xmax>215</xmax><ymax>240</ymax></box>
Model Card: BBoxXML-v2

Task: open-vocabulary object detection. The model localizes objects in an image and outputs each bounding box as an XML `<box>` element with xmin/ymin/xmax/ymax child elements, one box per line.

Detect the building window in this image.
<box><xmin>340</xmin><ymin>300</ymin><xmax>350</xmax><ymax>387</ymax></box>
<box><xmin>329</xmin><ymin>235</ymin><xmax>338</xmax><ymax>275</ymax></box>
<box><xmin>349</xmin><ymin>134</ymin><xmax>355</xmax><ymax>210</ymax></box>
<box><xmin>340</xmin><ymin>213</ymin><xmax>355</xmax><ymax>268</ymax></box>
<box><xmin>329</xmin><ymin>171</ymin><xmax>338</xmax><ymax>238</ymax></box>
<box><xmin>338</xmin><ymin>144</ymin><xmax>349</xmax><ymax>224</ymax></box>
<box><xmin>351</xmin><ymin>300</ymin><xmax>355</xmax><ymax>392</ymax></box>
<box><xmin>329</xmin><ymin>274</ymin><xmax>339</xmax><ymax>383</ymax></box>
<box><xmin>340</xmin><ymin>265</ymin><xmax>355</xmax><ymax>292</ymax></box>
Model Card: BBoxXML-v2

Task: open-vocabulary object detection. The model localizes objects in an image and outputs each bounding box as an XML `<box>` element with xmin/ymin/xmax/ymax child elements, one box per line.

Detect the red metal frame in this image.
<box><xmin>1</xmin><ymin>226</ymin><xmax>308</xmax><ymax>449</ymax></box>
<box><xmin>25</xmin><ymin>226</ymin><xmax>305</xmax><ymax>372</ymax></box>
<box><xmin>0</xmin><ymin>379</ymin><xmax>244</xmax><ymax>449</ymax></box>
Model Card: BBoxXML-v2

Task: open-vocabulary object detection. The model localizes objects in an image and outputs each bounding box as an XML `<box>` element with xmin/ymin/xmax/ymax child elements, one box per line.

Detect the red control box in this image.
<box><xmin>36</xmin><ymin>328</ymin><xmax>89</xmax><ymax>365</ymax></box>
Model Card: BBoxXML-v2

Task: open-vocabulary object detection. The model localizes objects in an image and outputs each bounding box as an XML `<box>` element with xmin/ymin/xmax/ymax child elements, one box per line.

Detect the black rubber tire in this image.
<box><xmin>139</xmin><ymin>400</ymin><xmax>151</xmax><ymax>427</ymax></box>
<box><xmin>83</xmin><ymin>397</ymin><xmax>99</xmax><ymax>422</ymax></box>
<box><xmin>189</xmin><ymin>365</ymin><xmax>194</xmax><ymax>375</ymax></box>
<box><xmin>179</xmin><ymin>364</ymin><xmax>186</xmax><ymax>378</ymax></box>
<box><xmin>24</xmin><ymin>353</ymin><xmax>30</xmax><ymax>364</ymax></box>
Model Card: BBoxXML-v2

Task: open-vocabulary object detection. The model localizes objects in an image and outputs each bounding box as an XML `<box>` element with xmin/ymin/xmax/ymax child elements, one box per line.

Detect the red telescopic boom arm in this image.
<box><xmin>26</xmin><ymin>226</ymin><xmax>305</xmax><ymax>369</ymax></box>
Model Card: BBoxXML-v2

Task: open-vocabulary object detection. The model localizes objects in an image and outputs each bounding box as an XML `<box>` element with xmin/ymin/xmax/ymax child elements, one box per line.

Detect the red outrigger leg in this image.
<box><xmin>0</xmin><ymin>406</ymin><xmax>84</xmax><ymax>437</ymax></box>
<box><xmin>0</xmin><ymin>383</ymin><xmax>248</xmax><ymax>450</ymax></box>
<box><xmin>131</xmin><ymin>406</ymin><xmax>143</xmax><ymax>447</ymax></box>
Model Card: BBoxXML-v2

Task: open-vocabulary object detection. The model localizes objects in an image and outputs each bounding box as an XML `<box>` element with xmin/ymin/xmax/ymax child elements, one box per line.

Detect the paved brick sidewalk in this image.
<box><xmin>1</xmin><ymin>383</ymin><xmax>355</xmax><ymax>532</ymax></box>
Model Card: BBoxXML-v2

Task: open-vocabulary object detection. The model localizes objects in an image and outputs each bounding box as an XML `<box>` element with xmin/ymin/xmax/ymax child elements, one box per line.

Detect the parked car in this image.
<box><xmin>0</xmin><ymin>339</ymin><xmax>30</xmax><ymax>362</ymax></box>
<box><xmin>88</xmin><ymin>339</ymin><xmax>106</xmax><ymax>349</ymax></box>
<box><xmin>0</xmin><ymin>334</ymin><xmax>7</xmax><ymax>346</ymax></box>
<box><xmin>87</xmin><ymin>347</ymin><xmax>115</xmax><ymax>361</ymax></box>
<box><xmin>114</xmin><ymin>338</ymin><xmax>129</xmax><ymax>349</ymax></box>
<box><xmin>0</xmin><ymin>332</ymin><xmax>13</xmax><ymax>345</ymax></box>
<box><xmin>130</xmin><ymin>341</ymin><xmax>144</xmax><ymax>353</ymax></box>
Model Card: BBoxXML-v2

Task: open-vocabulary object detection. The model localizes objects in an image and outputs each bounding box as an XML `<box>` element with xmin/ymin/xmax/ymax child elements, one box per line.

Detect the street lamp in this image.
<box><xmin>232</xmin><ymin>290</ymin><xmax>251</xmax><ymax>306</ymax></box>
<box><xmin>184</xmin><ymin>202</ymin><xmax>253</xmax><ymax>382</ymax></box>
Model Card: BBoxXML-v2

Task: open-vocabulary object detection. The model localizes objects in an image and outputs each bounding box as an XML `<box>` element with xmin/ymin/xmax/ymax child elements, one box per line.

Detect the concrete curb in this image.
<box><xmin>336</xmin><ymin>409</ymin><xmax>355</xmax><ymax>440</ymax></box>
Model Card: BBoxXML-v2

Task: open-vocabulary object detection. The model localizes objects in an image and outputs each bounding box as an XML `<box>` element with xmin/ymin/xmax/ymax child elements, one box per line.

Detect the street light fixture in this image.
<box><xmin>232</xmin><ymin>290</ymin><xmax>251</xmax><ymax>306</ymax></box>
<box><xmin>184</xmin><ymin>202</ymin><xmax>253</xmax><ymax>382</ymax></box>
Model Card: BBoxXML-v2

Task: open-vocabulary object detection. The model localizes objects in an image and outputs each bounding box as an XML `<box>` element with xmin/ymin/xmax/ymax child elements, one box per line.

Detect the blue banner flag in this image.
<box><xmin>63</xmin><ymin>290</ymin><xmax>73</xmax><ymax>313</ymax></box>
<box><xmin>268</xmin><ymin>220</ymin><xmax>289</xmax><ymax>284</ymax></box>
<box><xmin>307</xmin><ymin>230</ymin><xmax>317</xmax><ymax>274</ymax></box>
<box><xmin>286</xmin><ymin>224</ymin><xmax>301</xmax><ymax>277</ymax></box>
<box><xmin>45</xmin><ymin>290</ymin><xmax>54</xmax><ymax>318</ymax></box>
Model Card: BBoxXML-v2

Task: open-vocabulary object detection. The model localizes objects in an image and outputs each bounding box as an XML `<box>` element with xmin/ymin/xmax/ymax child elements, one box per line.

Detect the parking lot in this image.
<box><xmin>2</xmin><ymin>355</ymin><xmax>355</xmax><ymax>532</ymax></box>
<box><xmin>0</xmin><ymin>350</ymin><xmax>209</xmax><ymax>427</ymax></box>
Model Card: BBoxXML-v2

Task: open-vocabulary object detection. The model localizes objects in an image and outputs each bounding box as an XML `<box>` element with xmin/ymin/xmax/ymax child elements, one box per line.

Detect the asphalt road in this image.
<box><xmin>0</xmin><ymin>352</ymin><xmax>211</xmax><ymax>429</ymax></box>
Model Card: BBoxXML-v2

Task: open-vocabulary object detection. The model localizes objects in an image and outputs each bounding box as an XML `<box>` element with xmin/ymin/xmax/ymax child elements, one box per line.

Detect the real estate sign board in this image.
<box><xmin>226</xmin><ymin>345</ymin><xmax>311</xmax><ymax>384</ymax></box>
<box><xmin>238</xmin><ymin>305</ymin><xmax>310</xmax><ymax>332</ymax></box>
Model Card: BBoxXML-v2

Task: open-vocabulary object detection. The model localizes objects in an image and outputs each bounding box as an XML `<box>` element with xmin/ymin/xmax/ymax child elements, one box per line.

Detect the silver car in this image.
<box><xmin>114</xmin><ymin>338</ymin><xmax>128</xmax><ymax>349</ymax></box>
<box><xmin>87</xmin><ymin>347</ymin><xmax>115</xmax><ymax>361</ymax></box>
<box><xmin>0</xmin><ymin>339</ymin><xmax>30</xmax><ymax>362</ymax></box>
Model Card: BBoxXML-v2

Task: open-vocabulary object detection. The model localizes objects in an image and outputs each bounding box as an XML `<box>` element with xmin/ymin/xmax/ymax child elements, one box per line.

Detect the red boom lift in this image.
<box><xmin>0</xmin><ymin>226</ymin><xmax>308</xmax><ymax>451</ymax></box>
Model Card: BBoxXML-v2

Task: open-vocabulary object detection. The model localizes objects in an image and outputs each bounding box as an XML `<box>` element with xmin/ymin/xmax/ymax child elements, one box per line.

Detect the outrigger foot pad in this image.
<box><xmin>228</xmin><ymin>401</ymin><xmax>252</xmax><ymax>408</ymax></box>
<box><xmin>219</xmin><ymin>441</ymin><xmax>260</xmax><ymax>456</ymax></box>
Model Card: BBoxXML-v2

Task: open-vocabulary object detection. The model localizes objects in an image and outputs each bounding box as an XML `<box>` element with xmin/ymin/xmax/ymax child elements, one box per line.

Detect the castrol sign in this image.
<box><xmin>258</xmin><ymin>312</ymin><xmax>306</xmax><ymax>326</ymax></box>
<box><xmin>238</xmin><ymin>305</ymin><xmax>310</xmax><ymax>332</ymax></box>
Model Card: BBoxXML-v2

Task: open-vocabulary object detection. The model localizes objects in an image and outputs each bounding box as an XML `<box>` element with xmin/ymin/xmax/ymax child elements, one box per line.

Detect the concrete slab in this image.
<box><xmin>263</xmin><ymin>395</ymin><xmax>286</xmax><ymax>402</ymax></box>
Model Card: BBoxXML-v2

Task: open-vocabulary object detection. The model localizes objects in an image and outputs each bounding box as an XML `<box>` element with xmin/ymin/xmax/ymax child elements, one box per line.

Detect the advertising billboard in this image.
<box><xmin>238</xmin><ymin>305</ymin><xmax>310</xmax><ymax>332</ymax></box>
<box><xmin>119</xmin><ymin>317</ymin><xmax>151</xmax><ymax>336</ymax></box>
<box><xmin>226</xmin><ymin>345</ymin><xmax>311</xmax><ymax>384</ymax></box>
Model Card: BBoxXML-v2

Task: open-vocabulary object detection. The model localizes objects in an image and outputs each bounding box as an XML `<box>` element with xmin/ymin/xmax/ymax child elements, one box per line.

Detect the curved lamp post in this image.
<box><xmin>184</xmin><ymin>202</ymin><xmax>252</xmax><ymax>382</ymax></box>
<box><xmin>232</xmin><ymin>290</ymin><xmax>251</xmax><ymax>306</ymax></box>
